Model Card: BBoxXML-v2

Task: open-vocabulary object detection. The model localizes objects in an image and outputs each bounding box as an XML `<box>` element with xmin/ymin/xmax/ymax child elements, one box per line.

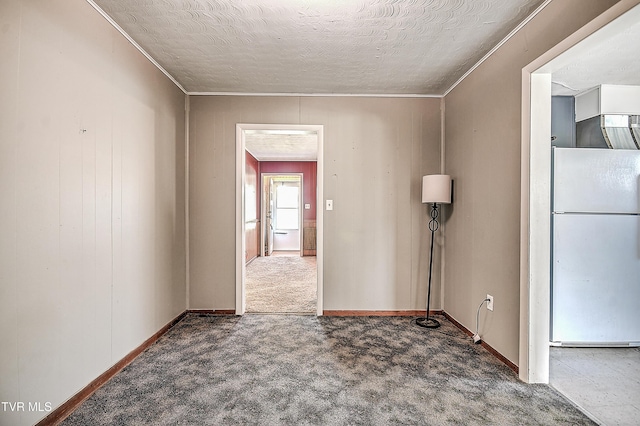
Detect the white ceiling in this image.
<box><xmin>89</xmin><ymin>1</ymin><xmax>640</xmax><ymax>159</ymax></box>
<box><xmin>92</xmin><ymin>0</ymin><xmax>546</xmax><ymax>95</ymax></box>
<box><xmin>551</xmin><ymin>7</ymin><xmax>640</xmax><ymax>96</ymax></box>
<box><xmin>245</xmin><ymin>131</ymin><xmax>318</xmax><ymax>161</ymax></box>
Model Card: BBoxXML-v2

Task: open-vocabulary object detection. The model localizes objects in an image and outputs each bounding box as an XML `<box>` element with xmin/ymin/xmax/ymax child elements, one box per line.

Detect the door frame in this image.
<box><xmin>261</xmin><ymin>173</ymin><xmax>304</xmax><ymax>257</ymax></box>
<box><xmin>236</xmin><ymin>123</ymin><xmax>324</xmax><ymax>316</ymax></box>
<box><xmin>519</xmin><ymin>2</ymin><xmax>639</xmax><ymax>383</ymax></box>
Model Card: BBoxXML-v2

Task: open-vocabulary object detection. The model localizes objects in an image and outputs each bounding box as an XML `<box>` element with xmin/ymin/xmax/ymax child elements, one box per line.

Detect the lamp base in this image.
<box><xmin>415</xmin><ymin>317</ymin><xmax>440</xmax><ymax>329</ymax></box>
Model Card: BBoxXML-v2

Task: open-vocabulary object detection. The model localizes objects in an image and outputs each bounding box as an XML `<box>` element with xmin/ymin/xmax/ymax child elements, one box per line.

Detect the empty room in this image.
<box><xmin>1</xmin><ymin>0</ymin><xmax>639</xmax><ymax>425</ymax></box>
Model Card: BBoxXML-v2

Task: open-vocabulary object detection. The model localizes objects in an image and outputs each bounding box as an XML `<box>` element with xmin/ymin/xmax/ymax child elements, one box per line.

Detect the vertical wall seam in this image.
<box><xmin>440</xmin><ymin>98</ymin><xmax>446</xmax><ymax>310</ymax></box>
<box><xmin>93</xmin><ymin>124</ymin><xmax>98</xmax><ymax>343</ymax></box>
<box><xmin>185</xmin><ymin>95</ymin><xmax>190</xmax><ymax>310</ymax></box>
<box><xmin>15</xmin><ymin>1</ymin><xmax>24</xmax><ymax>406</ymax></box>
<box><xmin>81</xmin><ymin>118</ymin><xmax>85</xmax><ymax>337</ymax></box>
<box><xmin>109</xmin><ymin>33</ymin><xmax>115</xmax><ymax>364</ymax></box>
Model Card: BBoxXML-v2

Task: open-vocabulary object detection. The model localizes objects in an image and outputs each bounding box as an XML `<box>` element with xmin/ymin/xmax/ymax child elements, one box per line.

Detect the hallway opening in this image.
<box><xmin>246</xmin><ymin>173</ymin><xmax>317</xmax><ymax>314</ymax></box>
<box><xmin>236</xmin><ymin>124</ymin><xmax>324</xmax><ymax>315</ymax></box>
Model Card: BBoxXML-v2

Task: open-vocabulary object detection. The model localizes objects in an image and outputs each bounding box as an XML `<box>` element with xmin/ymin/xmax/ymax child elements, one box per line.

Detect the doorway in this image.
<box><xmin>521</xmin><ymin>0</ymin><xmax>640</xmax><ymax>386</ymax></box>
<box><xmin>245</xmin><ymin>172</ymin><xmax>315</xmax><ymax>314</ymax></box>
<box><xmin>516</xmin><ymin>18</ymin><xmax>640</xmax><ymax>426</ymax></box>
<box><xmin>235</xmin><ymin>124</ymin><xmax>324</xmax><ymax>316</ymax></box>
<box><xmin>261</xmin><ymin>174</ymin><xmax>304</xmax><ymax>257</ymax></box>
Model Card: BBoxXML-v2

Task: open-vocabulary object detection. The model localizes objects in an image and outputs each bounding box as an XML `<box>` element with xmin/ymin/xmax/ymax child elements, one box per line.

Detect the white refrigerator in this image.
<box><xmin>551</xmin><ymin>147</ymin><xmax>640</xmax><ymax>345</ymax></box>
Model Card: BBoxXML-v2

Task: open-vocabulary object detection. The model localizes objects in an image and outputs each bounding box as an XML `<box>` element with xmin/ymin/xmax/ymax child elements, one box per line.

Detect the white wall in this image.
<box><xmin>189</xmin><ymin>96</ymin><xmax>442</xmax><ymax>312</ymax></box>
<box><xmin>0</xmin><ymin>1</ymin><xmax>186</xmax><ymax>424</ymax></box>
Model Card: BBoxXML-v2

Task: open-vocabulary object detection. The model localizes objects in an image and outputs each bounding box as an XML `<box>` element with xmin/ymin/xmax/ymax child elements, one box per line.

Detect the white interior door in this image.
<box><xmin>272</xmin><ymin>180</ymin><xmax>301</xmax><ymax>251</ymax></box>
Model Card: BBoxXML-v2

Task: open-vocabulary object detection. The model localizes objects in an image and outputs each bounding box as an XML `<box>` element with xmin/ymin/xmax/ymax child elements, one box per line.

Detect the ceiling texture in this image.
<box><xmin>88</xmin><ymin>1</ymin><xmax>640</xmax><ymax>159</ymax></box>
<box><xmin>92</xmin><ymin>0</ymin><xmax>546</xmax><ymax>95</ymax></box>
<box><xmin>551</xmin><ymin>11</ymin><xmax>640</xmax><ymax>96</ymax></box>
<box><xmin>245</xmin><ymin>131</ymin><xmax>319</xmax><ymax>161</ymax></box>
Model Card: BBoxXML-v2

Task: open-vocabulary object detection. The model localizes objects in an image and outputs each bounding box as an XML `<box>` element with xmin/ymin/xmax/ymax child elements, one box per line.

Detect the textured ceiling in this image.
<box><xmin>92</xmin><ymin>0</ymin><xmax>546</xmax><ymax>95</ymax></box>
<box><xmin>245</xmin><ymin>131</ymin><xmax>318</xmax><ymax>161</ymax></box>
<box><xmin>552</xmin><ymin>12</ymin><xmax>640</xmax><ymax>96</ymax></box>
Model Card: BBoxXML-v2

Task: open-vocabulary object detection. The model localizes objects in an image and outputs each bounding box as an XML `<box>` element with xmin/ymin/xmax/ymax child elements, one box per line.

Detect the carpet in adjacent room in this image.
<box><xmin>245</xmin><ymin>255</ymin><xmax>316</xmax><ymax>313</ymax></box>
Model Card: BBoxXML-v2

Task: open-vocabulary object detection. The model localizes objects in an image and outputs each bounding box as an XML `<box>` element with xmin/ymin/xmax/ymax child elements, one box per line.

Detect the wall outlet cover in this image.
<box><xmin>487</xmin><ymin>294</ymin><xmax>494</xmax><ymax>311</ymax></box>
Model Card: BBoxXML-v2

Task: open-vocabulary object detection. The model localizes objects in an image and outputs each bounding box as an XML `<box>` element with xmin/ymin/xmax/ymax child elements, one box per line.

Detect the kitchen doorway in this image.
<box><xmin>516</xmin><ymin>17</ymin><xmax>640</xmax><ymax>426</ymax></box>
<box><xmin>235</xmin><ymin>124</ymin><xmax>324</xmax><ymax>316</ymax></box>
<box><xmin>521</xmin><ymin>1</ymin><xmax>640</xmax><ymax>386</ymax></box>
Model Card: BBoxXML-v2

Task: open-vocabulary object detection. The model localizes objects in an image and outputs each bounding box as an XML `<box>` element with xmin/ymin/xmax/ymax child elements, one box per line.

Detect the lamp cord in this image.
<box><xmin>475</xmin><ymin>298</ymin><xmax>490</xmax><ymax>338</ymax></box>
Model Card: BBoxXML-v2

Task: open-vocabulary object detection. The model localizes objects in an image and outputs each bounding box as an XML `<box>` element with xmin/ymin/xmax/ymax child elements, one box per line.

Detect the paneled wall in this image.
<box><xmin>189</xmin><ymin>96</ymin><xmax>441</xmax><ymax>311</ymax></box>
<box><xmin>0</xmin><ymin>1</ymin><xmax>186</xmax><ymax>424</ymax></box>
<box><xmin>443</xmin><ymin>0</ymin><xmax>618</xmax><ymax>366</ymax></box>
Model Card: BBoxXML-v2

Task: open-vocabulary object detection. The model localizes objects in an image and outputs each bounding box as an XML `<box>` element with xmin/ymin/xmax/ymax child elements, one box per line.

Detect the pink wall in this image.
<box><xmin>260</xmin><ymin>161</ymin><xmax>317</xmax><ymax>221</ymax></box>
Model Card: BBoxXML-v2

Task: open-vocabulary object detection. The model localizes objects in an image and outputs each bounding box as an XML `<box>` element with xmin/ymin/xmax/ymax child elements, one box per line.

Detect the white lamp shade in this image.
<box><xmin>422</xmin><ymin>174</ymin><xmax>452</xmax><ymax>204</ymax></box>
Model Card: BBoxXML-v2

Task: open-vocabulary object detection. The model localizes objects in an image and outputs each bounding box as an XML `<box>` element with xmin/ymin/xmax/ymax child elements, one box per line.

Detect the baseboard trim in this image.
<box><xmin>189</xmin><ymin>309</ymin><xmax>236</xmax><ymax>315</ymax></box>
<box><xmin>36</xmin><ymin>310</ymin><xmax>188</xmax><ymax>426</ymax></box>
<box><xmin>323</xmin><ymin>310</ymin><xmax>440</xmax><ymax>317</ymax></box>
<box><xmin>442</xmin><ymin>311</ymin><xmax>519</xmax><ymax>375</ymax></box>
<box><xmin>36</xmin><ymin>307</ymin><xmax>517</xmax><ymax>425</ymax></box>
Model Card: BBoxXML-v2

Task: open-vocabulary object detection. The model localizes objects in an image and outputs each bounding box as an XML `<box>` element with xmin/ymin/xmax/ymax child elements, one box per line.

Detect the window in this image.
<box><xmin>275</xmin><ymin>184</ymin><xmax>299</xmax><ymax>230</ymax></box>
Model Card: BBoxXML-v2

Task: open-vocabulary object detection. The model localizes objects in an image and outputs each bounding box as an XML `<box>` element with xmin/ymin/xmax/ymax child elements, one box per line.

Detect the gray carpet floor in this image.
<box><xmin>246</xmin><ymin>255</ymin><xmax>316</xmax><ymax>313</ymax></box>
<box><xmin>61</xmin><ymin>314</ymin><xmax>594</xmax><ymax>425</ymax></box>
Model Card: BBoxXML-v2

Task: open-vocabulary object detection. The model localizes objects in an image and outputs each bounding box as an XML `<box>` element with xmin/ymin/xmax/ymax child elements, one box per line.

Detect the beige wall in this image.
<box><xmin>0</xmin><ymin>1</ymin><xmax>186</xmax><ymax>424</ymax></box>
<box><xmin>189</xmin><ymin>96</ymin><xmax>442</xmax><ymax>311</ymax></box>
<box><xmin>0</xmin><ymin>3</ymin><xmax>619</xmax><ymax>421</ymax></box>
<box><xmin>443</xmin><ymin>0</ymin><xmax>618</xmax><ymax>366</ymax></box>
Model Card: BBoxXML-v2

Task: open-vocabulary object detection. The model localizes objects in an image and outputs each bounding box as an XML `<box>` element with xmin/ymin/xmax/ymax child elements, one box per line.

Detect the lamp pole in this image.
<box><xmin>416</xmin><ymin>202</ymin><xmax>441</xmax><ymax>328</ymax></box>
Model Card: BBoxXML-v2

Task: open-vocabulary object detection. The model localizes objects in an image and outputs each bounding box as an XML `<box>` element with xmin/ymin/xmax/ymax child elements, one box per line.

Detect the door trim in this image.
<box><xmin>519</xmin><ymin>2</ymin><xmax>639</xmax><ymax>383</ymax></box>
<box><xmin>236</xmin><ymin>123</ymin><xmax>324</xmax><ymax>316</ymax></box>
<box><xmin>261</xmin><ymin>173</ymin><xmax>304</xmax><ymax>257</ymax></box>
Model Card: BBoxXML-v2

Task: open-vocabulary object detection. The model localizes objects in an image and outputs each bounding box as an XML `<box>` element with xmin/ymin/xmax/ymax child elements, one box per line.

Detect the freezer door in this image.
<box><xmin>552</xmin><ymin>213</ymin><xmax>640</xmax><ymax>344</ymax></box>
<box><xmin>553</xmin><ymin>147</ymin><xmax>640</xmax><ymax>214</ymax></box>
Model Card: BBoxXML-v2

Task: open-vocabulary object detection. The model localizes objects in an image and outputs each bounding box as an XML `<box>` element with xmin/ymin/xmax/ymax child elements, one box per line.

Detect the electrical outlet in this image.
<box><xmin>487</xmin><ymin>294</ymin><xmax>494</xmax><ymax>311</ymax></box>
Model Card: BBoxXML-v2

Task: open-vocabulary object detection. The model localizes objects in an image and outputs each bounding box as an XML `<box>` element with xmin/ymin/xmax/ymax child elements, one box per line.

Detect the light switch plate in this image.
<box><xmin>326</xmin><ymin>200</ymin><xmax>333</xmax><ymax>210</ymax></box>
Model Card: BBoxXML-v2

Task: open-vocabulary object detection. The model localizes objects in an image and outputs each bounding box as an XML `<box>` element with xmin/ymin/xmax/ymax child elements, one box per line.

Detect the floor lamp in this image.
<box><xmin>416</xmin><ymin>174</ymin><xmax>452</xmax><ymax>329</ymax></box>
